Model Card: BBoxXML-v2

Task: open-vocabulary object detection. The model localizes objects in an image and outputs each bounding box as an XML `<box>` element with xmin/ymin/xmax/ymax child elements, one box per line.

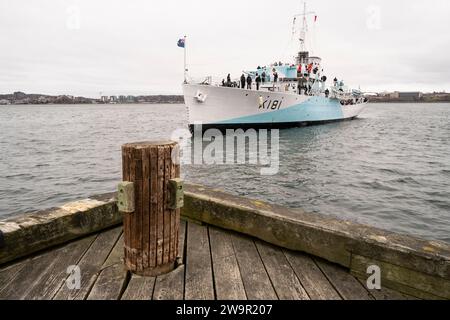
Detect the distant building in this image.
<box><xmin>101</xmin><ymin>96</ymin><xmax>110</xmax><ymax>103</ymax></box>
<box><xmin>110</xmin><ymin>96</ymin><xmax>118</xmax><ymax>103</ymax></box>
<box><xmin>398</xmin><ymin>92</ymin><xmax>422</xmax><ymax>101</ymax></box>
<box><xmin>119</xmin><ymin>95</ymin><xmax>127</xmax><ymax>103</ymax></box>
<box><xmin>429</xmin><ymin>92</ymin><xmax>447</xmax><ymax>97</ymax></box>
<box><xmin>389</xmin><ymin>92</ymin><xmax>399</xmax><ymax>99</ymax></box>
<box><xmin>13</xmin><ymin>91</ymin><xmax>27</xmax><ymax>100</ymax></box>
<box><xmin>126</xmin><ymin>95</ymin><xmax>136</xmax><ymax>103</ymax></box>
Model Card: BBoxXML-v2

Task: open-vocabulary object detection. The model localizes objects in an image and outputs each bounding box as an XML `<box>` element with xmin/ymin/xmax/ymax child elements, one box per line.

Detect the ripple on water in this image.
<box><xmin>0</xmin><ymin>103</ymin><xmax>449</xmax><ymax>242</ymax></box>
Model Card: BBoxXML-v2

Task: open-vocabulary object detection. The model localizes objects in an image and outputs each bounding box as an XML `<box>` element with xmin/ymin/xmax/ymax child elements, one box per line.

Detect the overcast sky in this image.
<box><xmin>1</xmin><ymin>0</ymin><xmax>449</xmax><ymax>97</ymax></box>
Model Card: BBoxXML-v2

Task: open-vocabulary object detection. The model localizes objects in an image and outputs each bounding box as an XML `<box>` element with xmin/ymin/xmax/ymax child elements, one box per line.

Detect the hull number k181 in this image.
<box><xmin>259</xmin><ymin>99</ymin><xmax>282</xmax><ymax>111</ymax></box>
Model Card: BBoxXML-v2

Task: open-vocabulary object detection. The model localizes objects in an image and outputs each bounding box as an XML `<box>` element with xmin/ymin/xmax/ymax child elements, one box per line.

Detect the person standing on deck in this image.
<box><xmin>298</xmin><ymin>76</ymin><xmax>307</xmax><ymax>95</ymax></box>
<box><xmin>321</xmin><ymin>75</ymin><xmax>327</xmax><ymax>91</ymax></box>
<box><xmin>246</xmin><ymin>75</ymin><xmax>252</xmax><ymax>90</ymax></box>
<box><xmin>255</xmin><ymin>74</ymin><xmax>261</xmax><ymax>91</ymax></box>
<box><xmin>227</xmin><ymin>74</ymin><xmax>231</xmax><ymax>86</ymax></box>
<box><xmin>262</xmin><ymin>71</ymin><xmax>266</xmax><ymax>83</ymax></box>
<box><xmin>273</xmin><ymin>71</ymin><xmax>278</xmax><ymax>83</ymax></box>
<box><xmin>307</xmin><ymin>63</ymin><xmax>313</xmax><ymax>75</ymax></box>
<box><xmin>304</xmin><ymin>76</ymin><xmax>311</xmax><ymax>95</ymax></box>
<box><xmin>240</xmin><ymin>74</ymin><xmax>246</xmax><ymax>89</ymax></box>
<box><xmin>272</xmin><ymin>70</ymin><xmax>279</xmax><ymax>91</ymax></box>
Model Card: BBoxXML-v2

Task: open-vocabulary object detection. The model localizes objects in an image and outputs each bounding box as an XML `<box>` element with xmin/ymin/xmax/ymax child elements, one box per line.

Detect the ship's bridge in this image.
<box><xmin>245</xmin><ymin>52</ymin><xmax>323</xmax><ymax>82</ymax></box>
<box><xmin>245</xmin><ymin>64</ymin><xmax>299</xmax><ymax>82</ymax></box>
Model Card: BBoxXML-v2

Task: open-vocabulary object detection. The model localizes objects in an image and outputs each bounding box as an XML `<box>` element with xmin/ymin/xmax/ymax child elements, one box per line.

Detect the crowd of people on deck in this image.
<box><xmin>295</xmin><ymin>61</ymin><xmax>329</xmax><ymax>96</ymax></box>
<box><xmin>219</xmin><ymin>62</ymin><xmax>358</xmax><ymax>102</ymax></box>
<box><xmin>222</xmin><ymin>69</ymin><xmax>278</xmax><ymax>90</ymax></box>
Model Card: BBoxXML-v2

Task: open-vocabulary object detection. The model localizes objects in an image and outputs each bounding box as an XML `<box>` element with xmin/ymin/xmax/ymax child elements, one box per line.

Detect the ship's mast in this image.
<box><xmin>300</xmin><ymin>2</ymin><xmax>307</xmax><ymax>52</ymax></box>
<box><xmin>293</xmin><ymin>1</ymin><xmax>315</xmax><ymax>53</ymax></box>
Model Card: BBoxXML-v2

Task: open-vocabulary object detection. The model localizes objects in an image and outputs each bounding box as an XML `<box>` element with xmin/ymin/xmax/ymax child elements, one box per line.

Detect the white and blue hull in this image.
<box><xmin>183</xmin><ymin>84</ymin><xmax>366</xmax><ymax>130</ymax></box>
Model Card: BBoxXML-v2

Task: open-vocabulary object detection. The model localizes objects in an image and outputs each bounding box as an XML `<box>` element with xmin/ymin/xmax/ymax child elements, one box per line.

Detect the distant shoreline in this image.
<box><xmin>2</xmin><ymin>91</ymin><xmax>450</xmax><ymax>106</ymax></box>
<box><xmin>0</xmin><ymin>92</ymin><xmax>184</xmax><ymax>105</ymax></box>
<box><xmin>367</xmin><ymin>92</ymin><xmax>450</xmax><ymax>103</ymax></box>
<box><xmin>0</xmin><ymin>101</ymin><xmax>184</xmax><ymax>106</ymax></box>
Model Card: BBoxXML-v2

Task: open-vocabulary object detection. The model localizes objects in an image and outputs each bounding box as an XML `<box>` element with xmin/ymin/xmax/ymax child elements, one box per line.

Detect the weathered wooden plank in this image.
<box><xmin>122</xmin><ymin>148</ymin><xmax>131</xmax><ymax>267</ymax></box>
<box><xmin>170</xmin><ymin>158</ymin><xmax>177</xmax><ymax>262</ymax></box>
<box><xmin>102</xmin><ymin>234</ymin><xmax>124</xmax><ymax>270</ymax></box>
<box><xmin>128</xmin><ymin>148</ymin><xmax>137</xmax><ymax>270</ymax></box>
<box><xmin>356</xmin><ymin>279</ymin><xmax>417</xmax><ymax>300</ymax></box>
<box><xmin>153</xmin><ymin>265</ymin><xmax>185</xmax><ymax>300</ymax></box>
<box><xmin>209</xmin><ymin>227</ymin><xmax>246</xmax><ymax>300</ymax></box>
<box><xmin>255</xmin><ymin>241</ymin><xmax>309</xmax><ymax>300</ymax></box>
<box><xmin>121</xmin><ymin>275</ymin><xmax>155</xmax><ymax>300</ymax></box>
<box><xmin>315</xmin><ymin>259</ymin><xmax>373</xmax><ymax>300</ymax></box>
<box><xmin>369</xmin><ymin>288</ymin><xmax>417</xmax><ymax>300</ymax></box>
<box><xmin>86</xmin><ymin>232</ymin><xmax>128</xmax><ymax>300</ymax></box>
<box><xmin>163</xmin><ymin>146</ymin><xmax>171</xmax><ymax>265</ymax></box>
<box><xmin>174</xmin><ymin>162</ymin><xmax>181</xmax><ymax>263</ymax></box>
<box><xmin>0</xmin><ymin>194</ymin><xmax>120</xmax><ymax>266</ymax></box>
<box><xmin>350</xmin><ymin>254</ymin><xmax>449</xmax><ymax>300</ymax></box>
<box><xmin>149</xmin><ymin>147</ymin><xmax>158</xmax><ymax>268</ymax></box>
<box><xmin>0</xmin><ymin>234</ymin><xmax>94</xmax><ymax>300</ymax></box>
<box><xmin>184</xmin><ymin>222</ymin><xmax>214</xmax><ymax>300</ymax></box>
<box><xmin>133</xmin><ymin>148</ymin><xmax>143</xmax><ymax>272</ymax></box>
<box><xmin>87</xmin><ymin>263</ymin><xmax>129</xmax><ymax>300</ymax></box>
<box><xmin>24</xmin><ymin>235</ymin><xmax>97</xmax><ymax>300</ymax></box>
<box><xmin>0</xmin><ymin>250</ymin><xmax>61</xmax><ymax>299</ymax></box>
<box><xmin>53</xmin><ymin>227</ymin><xmax>122</xmax><ymax>300</ymax></box>
<box><xmin>142</xmin><ymin>148</ymin><xmax>150</xmax><ymax>269</ymax></box>
<box><xmin>178</xmin><ymin>219</ymin><xmax>186</xmax><ymax>262</ymax></box>
<box><xmin>230</xmin><ymin>234</ymin><xmax>277</xmax><ymax>300</ymax></box>
<box><xmin>156</xmin><ymin>147</ymin><xmax>165</xmax><ymax>266</ymax></box>
<box><xmin>283</xmin><ymin>250</ymin><xmax>341</xmax><ymax>300</ymax></box>
<box><xmin>0</xmin><ymin>262</ymin><xmax>27</xmax><ymax>292</ymax></box>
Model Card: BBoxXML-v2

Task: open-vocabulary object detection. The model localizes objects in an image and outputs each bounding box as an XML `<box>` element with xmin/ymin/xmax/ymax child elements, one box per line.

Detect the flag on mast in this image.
<box><xmin>177</xmin><ymin>38</ymin><xmax>185</xmax><ymax>48</ymax></box>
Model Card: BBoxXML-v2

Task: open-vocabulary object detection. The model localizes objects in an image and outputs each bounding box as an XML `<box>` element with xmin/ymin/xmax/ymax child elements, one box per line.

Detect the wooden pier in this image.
<box><xmin>0</xmin><ymin>220</ymin><xmax>414</xmax><ymax>300</ymax></box>
<box><xmin>1</xmin><ymin>184</ymin><xmax>449</xmax><ymax>300</ymax></box>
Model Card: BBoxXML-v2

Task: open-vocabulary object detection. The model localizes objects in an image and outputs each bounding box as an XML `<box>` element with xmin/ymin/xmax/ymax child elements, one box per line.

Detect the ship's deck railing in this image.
<box><xmin>187</xmin><ymin>77</ymin><xmax>364</xmax><ymax>103</ymax></box>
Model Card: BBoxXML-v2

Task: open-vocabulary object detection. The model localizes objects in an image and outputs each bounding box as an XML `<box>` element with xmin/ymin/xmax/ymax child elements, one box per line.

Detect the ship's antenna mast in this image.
<box><xmin>300</xmin><ymin>2</ymin><xmax>307</xmax><ymax>51</ymax></box>
<box><xmin>293</xmin><ymin>1</ymin><xmax>315</xmax><ymax>52</ymax></box>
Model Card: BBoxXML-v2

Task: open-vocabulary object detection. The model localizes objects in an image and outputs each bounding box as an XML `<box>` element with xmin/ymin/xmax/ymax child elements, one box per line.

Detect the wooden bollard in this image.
<box><xmin>120</xmin><ymin>141</ymin><xmax>182</xmax><ymax>276</ymax></box>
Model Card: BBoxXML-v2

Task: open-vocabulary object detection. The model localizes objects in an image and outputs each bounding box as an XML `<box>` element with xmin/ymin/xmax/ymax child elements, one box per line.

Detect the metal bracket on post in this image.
<box><xmin>118</xmin><ymin>182</ymin><xmax>135</xmax><ymax>214</ymax></box>
<box><xmin>168</xmin><ymin>178</ymin><xmax>184</xmax><ymax>210</ymax></box>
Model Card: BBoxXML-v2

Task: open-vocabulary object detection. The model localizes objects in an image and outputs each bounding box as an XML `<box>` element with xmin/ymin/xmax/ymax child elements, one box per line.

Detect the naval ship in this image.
<box><xmin>182</xmin><ymin>4</ymin><xmax>367</xmax><ymax>131</ymax></box>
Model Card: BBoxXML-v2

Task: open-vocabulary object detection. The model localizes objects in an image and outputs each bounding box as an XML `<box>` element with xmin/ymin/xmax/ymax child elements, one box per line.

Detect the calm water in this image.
<box><xmin>0</xmin><ymin>103</ymin><xmax>449</xmax><ymax>242</ymax></box>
